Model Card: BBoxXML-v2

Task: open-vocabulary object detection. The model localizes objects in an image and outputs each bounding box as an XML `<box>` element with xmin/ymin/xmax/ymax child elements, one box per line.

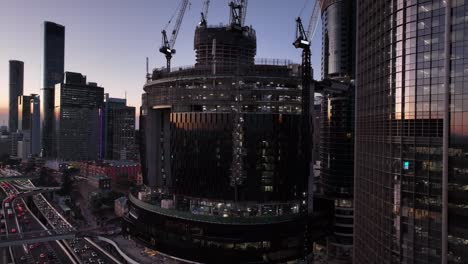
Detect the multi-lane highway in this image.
<box><xmin>0</xmin><ymin>168</ymin><xmax>123</xmax><ymax>264</ymax></box>
<box><xmin>31</xmin><ymin>191</ymin><xmax>122</xmax><ymax>264</ymax></box>
<box><xmin>0</xmin><ymin>186</ymin><xmax>14</xmax><ymax>264</ymax></box>
<box><xmin>13</xmin><ymin>170</ymin><xmax>123</xmax><ymax>264</ymax></box>
<box><xmin>1</xmin><ymin>181</ymin><xmax>75</xmax><ymax>264</ymax></box>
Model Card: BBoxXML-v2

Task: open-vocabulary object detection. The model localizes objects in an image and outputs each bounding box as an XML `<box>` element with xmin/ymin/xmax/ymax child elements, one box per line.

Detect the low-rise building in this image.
<box><xmin>79</xmin><ymin>160</ymin><xmax>141</xmax><ymax>185</ymax></box>
<box><xmin>88</xmin><ymin>175</ymin><xmax>111</xmax><ymax>190</ymax></box>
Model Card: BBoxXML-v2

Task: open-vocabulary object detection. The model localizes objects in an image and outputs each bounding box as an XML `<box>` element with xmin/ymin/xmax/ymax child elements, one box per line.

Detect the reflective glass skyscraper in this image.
<box><xmin>355</xmin><ymin>1</ymin><xmax>468</xmax><ymax>263</ymax></box>
<box><xmin>41</xmin><ymin>21</ymin><xmax>65</xmax><ymax>157</ymax></box>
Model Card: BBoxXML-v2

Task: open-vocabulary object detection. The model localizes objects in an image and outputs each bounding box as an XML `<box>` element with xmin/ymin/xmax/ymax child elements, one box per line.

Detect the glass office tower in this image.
<box><xmin>41</xmin><ymin>21</ymin><xmax>65</xmax><ymax>157</ymax></box>
<box><xmin>102</xmin><ymin>94</ymin><xmax>136</xmax><ymax>160</ymax></box>
<box><xmin>54</xmin><ymin>72</ymin><xmax>103</xmax><ymax>161</ymax></box>
<box><xmin>355</xmin><ymin>0</ymin><xmax>467</xmax><ymax>263</ymax></box>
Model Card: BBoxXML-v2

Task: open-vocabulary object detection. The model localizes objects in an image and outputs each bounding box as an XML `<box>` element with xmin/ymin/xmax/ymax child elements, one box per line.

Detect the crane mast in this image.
<box><xmin>293</xmin><ymin>1</ymin><xmax>321</xmax><ymax>261</ymax></box>
<box><xmin>228</xmin><ymin>0</ymin><xmax>248</xmax><ymax>31</ymax></box>
<box><xmin>199</xmin><ymin>0</ymin><xmax>210</xmax><ymax>27</ymax></box>
<box><xmin>159</xmin><ymin>0</ymin><xmax>189</xmax><ymax>72</ymax></box>
<box><xmin>240</xmin><ymin>0</ymin><xmax>248</xmax><ymax>26</ymax></box>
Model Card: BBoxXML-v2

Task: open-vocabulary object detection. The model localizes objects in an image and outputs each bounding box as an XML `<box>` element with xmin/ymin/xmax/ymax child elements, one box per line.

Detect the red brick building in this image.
<box><xmin>79</xmin><ymin>160</ymin><xmax>141</xmax><ymax>184</ymax></box>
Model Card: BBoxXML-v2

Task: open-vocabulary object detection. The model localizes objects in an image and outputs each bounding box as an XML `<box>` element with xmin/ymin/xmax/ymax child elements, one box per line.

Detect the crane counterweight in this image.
<box><xmin>159</xmin><ymin>0</ymin><xmax>189</xmax><ymax>72</ymax></box>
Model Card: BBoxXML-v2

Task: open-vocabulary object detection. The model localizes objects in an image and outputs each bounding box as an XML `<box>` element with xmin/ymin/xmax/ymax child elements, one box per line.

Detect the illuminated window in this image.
<box><xmin>403</xmin><ymin>161</ymin><xmax>410</xmax><ymax>170</ymax></box>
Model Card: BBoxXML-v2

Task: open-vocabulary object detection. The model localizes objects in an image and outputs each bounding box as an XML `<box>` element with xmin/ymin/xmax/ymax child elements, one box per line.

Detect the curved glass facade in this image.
<box><xmin>319</xmin><ymin>86</ymin><xmax>354</xmax><ymax>262</ymax></box>
<box><xmin>170</xmin><ymin>112</ymin><xmax>304</xmax><ymax>202</ymax></box>
<box><xmin>355</xmin><ymin>0</ymin><xmax>468</xmax><ymax>263</ymax></box>
<box><xmin>320</xmin><ymin>88</ymin><xmax>354</xmax><ymax>198</ymax></box>
<box><xmin>321</xmin><ymin>0</ymin><xmax>355</xmax><ymax>81</ymax></box>
<box><xmin>124</xmin><ymin>192</ymin><xmax>309</xmax><ymax>263</ymax></box>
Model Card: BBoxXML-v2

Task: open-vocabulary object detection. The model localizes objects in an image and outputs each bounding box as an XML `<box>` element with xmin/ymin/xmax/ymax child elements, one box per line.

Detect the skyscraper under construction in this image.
<box><xmin>123</xmin><ymin>3</ymin><xmax>319</xmax><ymax>263</ymax></box>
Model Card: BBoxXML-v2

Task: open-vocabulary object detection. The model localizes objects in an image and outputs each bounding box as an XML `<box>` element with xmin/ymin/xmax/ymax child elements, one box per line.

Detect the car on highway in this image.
<box><xmin>29</xmin><ymin>242</ymin><xmax>40</xmax><ymax>250</ymax></box>
<box><xmin>91</xmin><ymin>251</ymin><xmax>97</xmax><ymax>257</ymax></box>
<box><xmin>10</xmin><ymin>228</ymin><xmax>17</xmax><ymax>233</ymax></box>
<box><xmin>39</xmin><ymin>252</ymin><xmax>48</xmax><ymax>262</ymax></box>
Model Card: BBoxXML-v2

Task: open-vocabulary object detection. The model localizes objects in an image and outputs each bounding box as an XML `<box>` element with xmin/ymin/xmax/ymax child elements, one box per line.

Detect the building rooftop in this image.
<box><xmin>89</xmin><ymin>174</ymin><xmax>110</xmax><ymax>181</ymax></box>
<box><xmin>81</xmin><ymin>160</ymin><xmax>140</xmax><ymax>167</ymax></box>
<box><xmin>115</xmin><ymin>196</ymin><xmax>127</xmax><ymax>205</ymax></box>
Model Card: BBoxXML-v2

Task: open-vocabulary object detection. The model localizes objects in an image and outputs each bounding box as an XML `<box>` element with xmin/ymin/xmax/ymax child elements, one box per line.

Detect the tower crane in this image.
<box><xmin>228</xmin><ymin>0</ymin><xmax>248</xmax><ymax>31</ymax></box>
<box><xmin>293</xmin><ymin>1</ymin><xmax>321</xmax><ymax>262</ymax></box>
<box><xmin>159</xmin><ymin>0</ymin><xmax>190</xmax><ymax>73</ymax></box>
<box><xmin>199</xmin><ymin>0</ymin><xmax>210</xmax><ymax>27</ymax></box>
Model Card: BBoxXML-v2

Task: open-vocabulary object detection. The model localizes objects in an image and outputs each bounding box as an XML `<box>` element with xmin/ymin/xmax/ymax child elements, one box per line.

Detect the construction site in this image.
<box><xmin>125</xmin><ymin>1</ymin><xmax>328</xmax><ymax>263</ymax></box>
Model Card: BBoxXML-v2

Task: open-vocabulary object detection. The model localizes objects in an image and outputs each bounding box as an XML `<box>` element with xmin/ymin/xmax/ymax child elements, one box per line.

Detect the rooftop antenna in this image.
<box><xmin>146</xmin><ymin>57</ymin><xmax>151</xmax><ymax>81</ymax></box>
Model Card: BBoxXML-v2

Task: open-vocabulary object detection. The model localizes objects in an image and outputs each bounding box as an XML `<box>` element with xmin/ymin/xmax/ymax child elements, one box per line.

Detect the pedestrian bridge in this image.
<box><xmin>0</xmin><ymin>227</ymin><xmax>108</xmax><ymax>248</ymax></box>
<box><xmin>0</xmin><ymin>229</ymin><xmax>76</xmax><ymax>247</ymax></box>
<box><xmin>0</xmin><ymin>175</ymin><xmax>39</xmax><ymax>182</ymax></box>
<box><xmin>16</xmin><ymin>187</ymin><xmax>61</xmax><ymax>197</ymax></box>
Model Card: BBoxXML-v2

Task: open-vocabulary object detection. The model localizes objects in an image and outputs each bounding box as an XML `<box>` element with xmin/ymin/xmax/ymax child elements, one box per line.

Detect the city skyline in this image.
<box><xmin>0</xmin><ymin>0</ymin><xmax>322</xmax><ymax>128</ymax></box>
<box><xmin>1</xmin><ymin>0</ymin><xmax>467</xmax><ymax>263</ymax></box>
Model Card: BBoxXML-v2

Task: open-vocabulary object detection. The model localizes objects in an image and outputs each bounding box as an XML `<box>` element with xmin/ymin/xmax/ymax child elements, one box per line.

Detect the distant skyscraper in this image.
<box><xmin>9</xmin><ymin>60</ymin><xmax>24</xmax><ymax>132</ymax></box>
<box><xmin>321</xmin><ymin>0</ymin><xmax>355</xmax><ymax>82</ymax></box>
<box><xmin>41</xmin><ymin>21</ymin><xmax>65</xmax><ymax>158</ymax></box>
<box><xmin>54</xmin><ymin>72</ymin><xmax>103</xmax><ymax>161</ymax></box>
<box><xmin>355</xmin><ymin>1</ymin><xmax>467</xmax><ymax>263</ymax></box>
<box><xmin>103</xmin><ymin>94</ymin><xmax>136</xmax><ymax>160</ymax></box>
<box><xmin>30</xmin><ymin>94</ymin><xmax>41</xmax><ymax>156</ymax></box>
<box><xmin>17</xmin><ymin>94</ymin><xmax>41</xmax><ymax>159</ymax></box>
<box><xmin>9</xmin><ymin>132</ymin><xmax>22</xmax><ymax>157</ymax></box>
<box><xmin>18</xmin><ymin>95</ymin><xmax>32</xmax><ymax>131</ymax></box>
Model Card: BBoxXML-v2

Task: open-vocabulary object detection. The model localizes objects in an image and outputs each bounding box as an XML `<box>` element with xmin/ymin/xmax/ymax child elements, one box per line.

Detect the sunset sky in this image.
<box><xmin>0</xmin><ymin>0</ymin><xmax>322</xmax><ymax>128</ymax></box>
